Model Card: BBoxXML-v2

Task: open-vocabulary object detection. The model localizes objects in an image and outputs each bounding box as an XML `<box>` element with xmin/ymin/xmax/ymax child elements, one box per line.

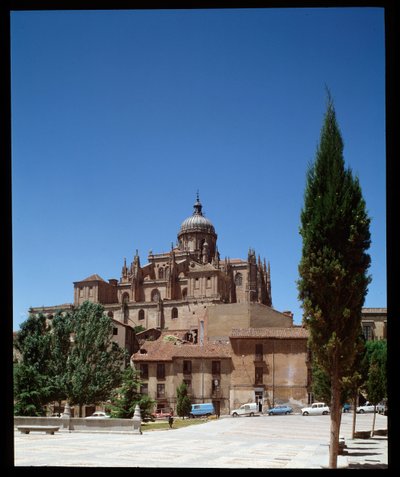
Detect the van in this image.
<box><xmin>231</xmin><ymin>402</ymin><xmax>259</xmax><ymax>417</ymax></box>
<box><xmin>189</xmin><ymin>403</ymin><xmax>215</xmax><ymax>418</ymax></box>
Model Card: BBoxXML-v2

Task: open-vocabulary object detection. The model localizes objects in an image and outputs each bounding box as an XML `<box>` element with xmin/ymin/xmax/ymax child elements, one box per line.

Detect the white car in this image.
<box><xmin>86</xmin><ymin>411</ymin><xmax>111</xmax><ymax>419</ymax></box>
<box><xmin>301</xmin><ymin>402</ymin><xmax>330</xmax><ymax>416</ymax></box>
<box><xmin>356</xmin><ymin>402</ymin><xmax>375</xmax><ymax>413</ymax></box>
<box><xmin>231</xmin><ymin>403</ymin><xmax>259</xmax><ymax>417</ymax></box>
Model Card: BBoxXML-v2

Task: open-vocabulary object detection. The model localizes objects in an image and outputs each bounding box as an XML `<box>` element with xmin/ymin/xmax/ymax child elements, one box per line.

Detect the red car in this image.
<box><xmin>152</xmin><ymin>409</ymin><xmax>171</xmax><ymax>419</ymax></box>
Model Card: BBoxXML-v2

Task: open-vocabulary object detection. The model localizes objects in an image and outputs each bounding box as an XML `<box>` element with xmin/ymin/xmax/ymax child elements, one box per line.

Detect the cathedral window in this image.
<box><xmin>206</xmin><ymin>277</ymin><xmax>211</xmax><ymax>288</ymax></box>
<box><xmin>171</xmin><ymin>307</ymin><xmax>178</xmax><ymax>319</ymax></box>
<box><xmin>158</xmin><ymin>268</ymin><xmax>164</xmax><ymax>279</ymax></box>
<box><xmin>151</xmin><ymin>289</ymin><xmax>160</xmax><ymax>302</ymax></box>
<box><xmin>122</xmin><ymin>293</ymin><xmax>129</xmax><ymax>304</ymax></box>
<box><xmin>79</xmin><ymin>287</ymin><xmax>84</xmax><ymax>297</ymax></box>
<box><xmin>195</xmin><ymin>278</ymin><xmax>200</xmax><ymax>289</ymax></box>
<box><xmin>138</xmin><ymin>309</ymin><xmax>145</xmax><ymax>321</ymax></box>
<box><xmin>182</xmin><ymin>288</ymin><xmax>187</xmax><ymax>299</ymax></box>
<box><xmin>89</xmin><ymin>286</ymin><xmax>93</xmax><ymax>296</ymax></box>
<box><xmin>235</xmin><ymin>273</ymin><xmax>243</xmax><ymax>286</ymax></box>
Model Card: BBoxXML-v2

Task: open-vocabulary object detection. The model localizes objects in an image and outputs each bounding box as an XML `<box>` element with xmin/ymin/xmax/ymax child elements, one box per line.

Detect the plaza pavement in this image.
<box><xmin>14</xmin><ymin>412</ymin><xmax>388</xmax><ymax>469</ymax></box>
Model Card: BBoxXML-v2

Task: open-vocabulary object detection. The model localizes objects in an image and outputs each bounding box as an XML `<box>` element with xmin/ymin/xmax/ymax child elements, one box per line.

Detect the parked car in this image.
<box><xmin>356</xmin><ymin>402</ymin><xmax>375</xmax><ymax>413</ymax></box>
<box><xmin>190</xmin><ymin>403</ymin><xmax>215</xmax><ymax>418</ymax></box>
<box><xmin>231</xmin><ymin>403</ymin><xmax>259</xmax><ymax>417</ymax></box>
<box><xmin>377</xmin><ymin>401</ymin><xmax>387</xmax><ymax>415</ymax></box>
<box><xmin>342</xmin><ymin>403</ymin><xmax>351</xmax><ymax>413</ymax></box>
<box><xmin>301</xmin><ymin>402</ymin><xmax>330</xmax><ymax>416</ymax></box>
<box><xmin>86</xmin><ymin>411</ymin><xmax>110</xmax><ymax>419</ymax></box>
<box><xmin>152</xmin><ymin>409</ymin><xmax>171</xmax><ymax>419</ymax></box>
<box><xmin>267</xmin><ymin>405</ymin><xmax>293</xmax><ymax>416</ymax></box>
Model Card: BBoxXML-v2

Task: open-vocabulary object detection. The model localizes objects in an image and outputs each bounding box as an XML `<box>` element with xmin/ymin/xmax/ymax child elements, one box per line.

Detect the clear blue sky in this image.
<box><xmin>11</xmin><ymin>8</ymin><xmax>386</xmax><ymax>330</ymax></box>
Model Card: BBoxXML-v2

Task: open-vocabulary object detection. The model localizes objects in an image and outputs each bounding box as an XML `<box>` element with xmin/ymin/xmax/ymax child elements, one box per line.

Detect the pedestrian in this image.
<box><xmin>168</xmin><ymin>409</ymin><xmax>174</xmax><ymax>429</ymax></box>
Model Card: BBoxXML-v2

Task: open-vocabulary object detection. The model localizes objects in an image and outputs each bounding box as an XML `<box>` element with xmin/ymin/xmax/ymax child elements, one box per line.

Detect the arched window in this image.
<box><xmin>122</xmin><ymin>292</ymin><xmax>130</xmax><ymax>304</ymax></box>
<box><xmin>108</xmin><ymin>311</ymin><xmax>114</xmax><ymax>319</ymax></box>
<box><xmin>182</xmin><ymin>288</ymin><xmax>187</xmax><ymax>300</ymax></box>
<box><xmin>138</xmin><ymin>309</ymin><xmax>145</xmax><ymax>321</ymax></box>
<box><xmin>171</xmin><ymin>307</ymin><xmax>178</xmax><ymax>319</ymax></box>
<box><xmin>235</xmin><ymin>273</ymin><xmax>243</xmax><ymax>286</ymax></box>
<box><xmin>151</xmin><ymin>289</ymin><xmax>160</xmax><ymax>302</ymax></box>
<box><xmin>158</xmin><ymin>267</ymin><xmax>164</xmax><ymax>279</ymax></box>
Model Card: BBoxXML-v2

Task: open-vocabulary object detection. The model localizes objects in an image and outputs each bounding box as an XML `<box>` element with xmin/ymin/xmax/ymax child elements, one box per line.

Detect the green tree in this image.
<box><xmin>297</xmin><ymin>92</ymin><xmax>371</xmax><ymax>468</ymax></box>
<box><xmin>47</xmin><ymin>311</ymin><xmax>74</xmax><ymax>411</ymax></box>
<box><xmin>340</xmin><ymin>333</ymin><xmax>367</xmax><ymax>439</ymax></box>
<box><xmin>110</xmin><ymin>365</ymin><xmax>155</xmax><ymax>419</ymax></box>
<box><xmin>66</xmin><ymin>301</ymin><xmax>127</xmax><ymax>416</ymax></box>
<box><xmin>176</xmin><ymin>382</ymin><xmax>192</xmax><ymax>419</ymax></box>
<box><xmin>14</xmin><ymin>313</ymin><xmax>53</xmax><ymax>415</ymax></box>
<box><xmin>311</xmin><ymin>361</ymin><xmax>331</xmax><ymax>404</ymax></box>
<box><xmin>363</xmin><ymin>340</ymin><xmax>387</xmax><ymax>436</ymax></box>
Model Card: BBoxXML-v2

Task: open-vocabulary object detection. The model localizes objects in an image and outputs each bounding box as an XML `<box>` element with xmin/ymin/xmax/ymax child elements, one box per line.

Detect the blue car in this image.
<box><xmin>268</xmin><ymin>405</ymin><xmax>293</xmax><ymax>416</ymax></box>
<box><xmin>189</xmin><ymin>403</ymin><xmax>215</xmax><ymax>418</ymax></box>
<box><xmin>343</xmin><ymin>403</ymin><xmax>351</xmax><ymax>413</ymax></box>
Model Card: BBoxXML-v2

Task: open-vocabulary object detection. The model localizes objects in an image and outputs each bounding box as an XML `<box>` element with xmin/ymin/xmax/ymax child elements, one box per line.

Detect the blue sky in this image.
<box><xmin>11</xmin><ymin>8</ymin><xmax>386</xmax><ymax>330</ymax></box>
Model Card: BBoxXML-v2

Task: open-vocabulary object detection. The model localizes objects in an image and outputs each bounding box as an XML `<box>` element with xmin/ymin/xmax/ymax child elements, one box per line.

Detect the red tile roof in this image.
<box><xmin>78</xmin><ymin>274</ymin><xmax>106</xmax><ymax>282</ymax></box>
<box><xmin>229</xmin><ymin>327</ymin><xmax>309</xmax><ymax>339</ymax></box>
<box><xmin>132</xmin><ymin>340</ymin><xmax>231</xmax><ymax>362</ymax></box>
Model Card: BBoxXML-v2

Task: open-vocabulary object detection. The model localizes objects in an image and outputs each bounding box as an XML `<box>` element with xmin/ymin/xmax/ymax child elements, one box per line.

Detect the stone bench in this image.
<box><xmin>338</xmin><ymin>436</ymin><xmax>346</xmax><ymax>454</ymax></box>
<box><xmin>17</xmin><ymin>425</ymin><xmax>60</xmax><ymax>435</ymax></box>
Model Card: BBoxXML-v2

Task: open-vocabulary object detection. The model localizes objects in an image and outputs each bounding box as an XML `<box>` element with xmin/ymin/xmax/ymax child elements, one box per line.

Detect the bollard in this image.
<box><xmin>132</xmin><ymin>404</ymin><xmax>142</xmax><ymax>434</ymax></box>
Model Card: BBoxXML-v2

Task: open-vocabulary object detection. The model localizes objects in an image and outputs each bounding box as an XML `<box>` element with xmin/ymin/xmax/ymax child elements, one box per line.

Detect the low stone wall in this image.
<box><xmin>14</xmin><ymin>416</ymin><xmax>141</xmax><ymax>434</ymax></box>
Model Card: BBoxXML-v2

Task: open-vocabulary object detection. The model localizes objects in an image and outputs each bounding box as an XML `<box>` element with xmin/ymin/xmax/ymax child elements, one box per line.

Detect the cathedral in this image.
<box><xmin>31</xmin><ymin>195</ymin><xmax>309</xmax><ymax>416</ymax></box>
<box><xmin>68</xmin><ymin>194</ymin><xmax>280</xmax><ymax>333</ymax></box>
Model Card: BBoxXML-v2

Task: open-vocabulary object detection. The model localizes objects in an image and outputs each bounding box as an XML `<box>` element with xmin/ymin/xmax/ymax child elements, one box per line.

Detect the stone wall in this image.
<box><xmin>14</xmin><ymin>416</ymin><xmax>141</xmax><ymax>434</ymax></box>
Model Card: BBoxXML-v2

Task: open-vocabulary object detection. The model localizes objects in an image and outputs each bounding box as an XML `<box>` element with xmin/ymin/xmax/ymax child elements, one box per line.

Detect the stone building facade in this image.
<box><xmin>132</xmin><ymin>326</ymin><xmax>309</xmax><ymax>416</ymax></box>
<box><xmin>361</xmin><ymin>307</ymin><xmax>387</xmax><ymax>341</ymax></box>
<box><xmin>29</xmin><ymin>194</ymin><xmax>312</xmax><ymax>415</ymax></box>
<box><xmin>68</xmin><ymin>195</ymin><xmax>272</xmax><ymax>333</ymax></box>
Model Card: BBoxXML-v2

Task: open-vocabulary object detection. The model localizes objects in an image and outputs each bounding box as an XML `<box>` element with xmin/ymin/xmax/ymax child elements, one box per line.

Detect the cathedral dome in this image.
<box><xmin>179</xmin><ymin>196</ymin><xmax>215</xmax><ymax>235</ymax></box>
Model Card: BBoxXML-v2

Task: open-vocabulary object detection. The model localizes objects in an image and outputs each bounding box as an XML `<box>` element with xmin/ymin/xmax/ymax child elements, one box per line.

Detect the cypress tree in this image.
<box><xmin>176</xmin><ymin>382</ymin><xmax>192</xmax><ymax>418</ymax></box>
<box><xmin>298</xmin><ymin>92</ymin><xmax>371</xmax><ymax>468</ymax></box>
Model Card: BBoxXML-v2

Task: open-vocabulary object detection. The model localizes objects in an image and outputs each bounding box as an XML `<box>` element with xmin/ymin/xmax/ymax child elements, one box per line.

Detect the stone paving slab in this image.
<box><xmin>14</xmin><ymin>413</ymin><xmax>388</xmax><ymax>469</ymax></box>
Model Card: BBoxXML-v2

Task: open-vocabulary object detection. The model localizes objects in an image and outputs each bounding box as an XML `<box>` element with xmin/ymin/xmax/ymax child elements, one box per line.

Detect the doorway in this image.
<box><xmin>255</xmin><ymin>390</ymin><xmax>263</xmax><ymax>413</ymax></box>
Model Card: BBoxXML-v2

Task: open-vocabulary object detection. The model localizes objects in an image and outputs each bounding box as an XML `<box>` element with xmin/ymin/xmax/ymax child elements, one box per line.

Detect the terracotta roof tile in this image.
<box><xmin>229</xmin><ymin>327</ymin><xmax>309</xmax><ymax>339</ymax></box>
<box><xmin>132</xmin><ymin>340</ymin><xmax>231</xmax><ymax>362</ymax></box>
<box><xmin>79</xmin><ymin>274</ymin><xmax>106</xmax><ymax>282</ymax></box>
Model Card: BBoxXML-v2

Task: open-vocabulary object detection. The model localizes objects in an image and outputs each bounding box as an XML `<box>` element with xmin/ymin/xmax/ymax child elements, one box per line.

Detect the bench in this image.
<box><xmin>17</xmin><ymin>425</ymin><xmax>60</xmax><ymax>435</ymax></box>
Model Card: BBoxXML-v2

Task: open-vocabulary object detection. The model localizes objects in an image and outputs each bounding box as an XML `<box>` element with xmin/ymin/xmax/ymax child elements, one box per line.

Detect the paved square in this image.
<box><xmin>14</xmin><ymin>413</ymin><xmax>388</xmax><ymax>468</ymax></box>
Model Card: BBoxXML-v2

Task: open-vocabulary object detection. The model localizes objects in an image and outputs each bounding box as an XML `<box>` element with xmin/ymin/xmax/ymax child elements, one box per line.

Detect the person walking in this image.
<box><xmin>168</xmin><ymin>409</ymin><xmax>174</xmax><ymax>429</ymax></box>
